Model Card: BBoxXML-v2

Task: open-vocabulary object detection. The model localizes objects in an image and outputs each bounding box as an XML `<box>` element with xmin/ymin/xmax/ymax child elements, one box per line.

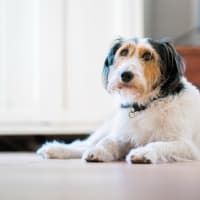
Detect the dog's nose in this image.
<box><xmin>121</xmin><ymin>71</ymin><xmax>134</xmax><ymax>83</ymax></box>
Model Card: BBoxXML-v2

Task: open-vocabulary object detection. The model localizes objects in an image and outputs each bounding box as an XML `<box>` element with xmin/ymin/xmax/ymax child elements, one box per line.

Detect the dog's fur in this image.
<box><xmin>37</xmin><ymin>37</ymin><xmax>200</xmax><ymax>164</ymax></box>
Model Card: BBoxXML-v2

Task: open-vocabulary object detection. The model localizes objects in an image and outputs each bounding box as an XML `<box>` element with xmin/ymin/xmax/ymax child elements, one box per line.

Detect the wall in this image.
<box><xmin>144</xmin><ymin>0</ymin><xmax>198</xmax><ymax>40</ymax></box>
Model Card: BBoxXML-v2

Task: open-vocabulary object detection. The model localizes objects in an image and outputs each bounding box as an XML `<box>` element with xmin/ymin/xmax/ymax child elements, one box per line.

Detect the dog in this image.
<box><xmin>37</xmin><ymin>37</ymin><xmax>200</xmax><ymax>164</ymax></box>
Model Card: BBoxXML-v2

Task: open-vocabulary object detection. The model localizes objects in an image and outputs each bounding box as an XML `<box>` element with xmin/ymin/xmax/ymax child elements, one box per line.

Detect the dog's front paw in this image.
<box><xmin>37</xmin><ymin>141</ymin><xmax>67</xmax><ymax>159</ymax></box>
<box><xmin>126</xmin><ymin>146</ymin><xmax>158</xmax><ymax>164</ymax></box>
<box><xmin>82</xmin><ymin>147</ymin><xmax>114</xmax><ymax>162</ymax></box>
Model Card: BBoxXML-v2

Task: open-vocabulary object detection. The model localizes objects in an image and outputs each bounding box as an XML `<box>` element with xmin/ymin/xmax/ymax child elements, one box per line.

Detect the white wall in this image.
<box><xmin>144</xmin><ymin>0</ymin><xmax>198</xmax><ymax>39</ymax></box>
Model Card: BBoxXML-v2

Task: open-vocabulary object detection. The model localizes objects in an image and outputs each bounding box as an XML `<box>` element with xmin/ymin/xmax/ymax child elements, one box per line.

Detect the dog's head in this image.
<box><xmin>102</xmin><ymin>37</ymin><xmax>185</xmax><ymax>103</ymax></box>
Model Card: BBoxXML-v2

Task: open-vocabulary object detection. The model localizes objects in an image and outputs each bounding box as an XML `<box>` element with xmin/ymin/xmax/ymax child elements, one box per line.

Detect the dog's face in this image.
<box><xmin>103</xmin><ymin>38</ymin><xmax>185</xmax><ymax>103</ymax></box>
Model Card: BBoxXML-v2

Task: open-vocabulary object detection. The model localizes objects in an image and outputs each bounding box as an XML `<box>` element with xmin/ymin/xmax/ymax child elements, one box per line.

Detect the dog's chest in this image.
<box><xmin>112</xmin><ymin>108</ymin><xmax>161</xmax><ymax>145</ymax></box>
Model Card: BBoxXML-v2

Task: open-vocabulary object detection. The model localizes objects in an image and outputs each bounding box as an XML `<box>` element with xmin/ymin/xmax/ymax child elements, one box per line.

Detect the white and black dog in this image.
<box><xmin>37</xmin><ymin>37</ymin><xmax>200</xmax><ymax>164</ymax></box>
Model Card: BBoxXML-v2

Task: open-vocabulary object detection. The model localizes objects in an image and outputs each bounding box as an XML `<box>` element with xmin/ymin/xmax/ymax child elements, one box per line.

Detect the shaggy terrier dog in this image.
<box><xmin>37</xmin><ymin>37</ymin><xmax>200</xmax><ymax>164</ymax></box>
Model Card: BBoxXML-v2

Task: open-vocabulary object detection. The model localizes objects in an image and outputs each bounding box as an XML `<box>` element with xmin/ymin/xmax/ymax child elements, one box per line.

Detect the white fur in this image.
<box><xmin>37</xmin><ymin>78</ymin><xmax>200</xmax><ymax>164</ymax></box>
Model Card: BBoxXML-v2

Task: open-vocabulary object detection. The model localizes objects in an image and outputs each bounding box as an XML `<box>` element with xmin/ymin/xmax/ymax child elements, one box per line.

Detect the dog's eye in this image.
<box><xmin>120</xmin><ymin>48</ymin><xmax>129</xmax><ymax>57</ymax></box>
<box><xmin>142</xmin><ymin>52</ymin><xmax>153</xmax><ymax>61</ymax></box>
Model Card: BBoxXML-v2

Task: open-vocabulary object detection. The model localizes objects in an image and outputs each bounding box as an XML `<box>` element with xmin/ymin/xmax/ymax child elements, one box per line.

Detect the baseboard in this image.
<box><xmin>0</xmin><ymin>134</ymin><xmax>89</xmax><ymax>151</ymax></box>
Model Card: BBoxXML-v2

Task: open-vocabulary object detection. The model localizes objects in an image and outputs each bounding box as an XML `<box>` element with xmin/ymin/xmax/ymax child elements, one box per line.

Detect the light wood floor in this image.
<box><xmin>0</xmin><ymin>153</ymin><xmax>200</xmax><ymax>200</ymax></box>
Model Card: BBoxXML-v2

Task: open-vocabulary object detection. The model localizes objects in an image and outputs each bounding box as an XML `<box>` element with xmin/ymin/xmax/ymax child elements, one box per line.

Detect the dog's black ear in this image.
<box><xmin>102</xmin><ymin>38</ymin><xmax>122</xmax><ymax>88</ymax></box>
<box><xmin>150</xmin><ymin>38</ymin><xmax>185</xmax><ymax>95</ymax></box>
<box><xmin>159</xmin><ymin>38</ymin><xmax>185</xmax><ymax>74</ymax></box>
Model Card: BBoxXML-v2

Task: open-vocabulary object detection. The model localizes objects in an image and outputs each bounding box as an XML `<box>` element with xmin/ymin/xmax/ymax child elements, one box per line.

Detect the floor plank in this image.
<box><xmin>0</xmin><ymin>153</ymin><xmax>200</xmax><ymax>200</ymax></box>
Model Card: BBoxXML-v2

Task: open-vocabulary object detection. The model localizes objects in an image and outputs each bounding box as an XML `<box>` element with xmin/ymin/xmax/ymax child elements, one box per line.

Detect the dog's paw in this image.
<box><xmin>126</xmin><ymin>146</ymin><xmax>158</xmax><ymax>164</ymax></box>
<box><xmin>37</xmin><ymin>141</ymin><xmax>68</xmax><ymax>159</ymax></box>
<box><xmin>82</xmin><ymin>147</ymin><xmax>114</xmax><ymax>162</ymax></box>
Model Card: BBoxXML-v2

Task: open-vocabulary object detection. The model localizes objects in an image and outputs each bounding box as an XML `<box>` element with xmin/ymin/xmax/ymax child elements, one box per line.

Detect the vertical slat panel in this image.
<box><xmin>39</xmin><ymin>0</ymin><xmax>64</xmax><ymax>120</ymax></box>
<box><xmin>2</xmin><ymin>0</ymin><xmax>40</xmax><ymax>110</ymax></box>
<box><xmin>0</xmin><ymin>0</ymin><xmax>7</xmax><ymax>111</ymax></box>
<box><xmin>114</xmin><ymin>0</ymin><xmax>144</xmax><ymax>38</ymax></box>
<box><xmin>64</xmin><ymin>0</ymin><xmax>116</xmax><ymax>122</ymax></box>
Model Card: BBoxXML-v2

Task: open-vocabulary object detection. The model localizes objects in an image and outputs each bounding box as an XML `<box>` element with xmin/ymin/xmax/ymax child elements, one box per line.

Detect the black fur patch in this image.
<box><xmin>102</xmin><ymin>39</ymin><xmax>122</xmax><ymax>88</ymax></box>
<box><xmin>148</xmin><ymin>38</ymin><xmax>185</xmax><ymax>96</ymax></box>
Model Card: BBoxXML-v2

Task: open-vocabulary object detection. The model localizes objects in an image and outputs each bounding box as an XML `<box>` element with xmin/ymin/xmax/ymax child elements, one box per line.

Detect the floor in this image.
<box><xmin>0</xmin><ymin>153</ymin><xmax>200</xmax><ymax>200</ymax></box>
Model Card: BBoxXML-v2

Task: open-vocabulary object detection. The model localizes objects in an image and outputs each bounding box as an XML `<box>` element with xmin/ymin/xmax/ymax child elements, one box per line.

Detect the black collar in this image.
<box><xmin>121</xmin><ymin>103</ymin><xmax>147</xmax><ymax>118</ymax></box>
<box><xmin>120</xmin><ymin>95</ymin><xmax>162</xmax><ymax>118</ymax></box>
<box><xmin>121</xmin><ymin>103</ymin><xmax>147</xmax><ymax>112</ymax></box>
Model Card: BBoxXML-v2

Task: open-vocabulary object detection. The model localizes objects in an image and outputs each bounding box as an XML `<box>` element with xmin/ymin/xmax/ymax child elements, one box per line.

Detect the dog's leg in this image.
<box><xmin>37</xmin><ymin>141</ymin><xmax>87</xmax><ymax>159</ymax></box>
<box><xmin>37</xmin><ymin>120</ymin><xmax>112</xmax><ymax>159</ymax></box>
<box><xmin>82</xmin><ymin>136</ymin><xmax>130</xmax><ymax>162</ymax></box>
<box><xmin>126</xmin><ymin>140</ymin><xmax>200</xmax><ymax>164</ymax></box>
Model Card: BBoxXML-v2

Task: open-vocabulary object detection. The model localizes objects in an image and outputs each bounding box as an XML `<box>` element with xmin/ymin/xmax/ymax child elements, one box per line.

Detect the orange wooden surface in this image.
<box><xmin>176</xmin><ymin>47</ymin><xmax>200</xmax><ymax>88</ymax></box>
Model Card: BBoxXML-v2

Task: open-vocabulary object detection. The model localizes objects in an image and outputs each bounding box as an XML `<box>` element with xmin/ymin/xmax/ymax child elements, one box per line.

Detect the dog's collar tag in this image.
<box><xmin>121</xmin><ymin>103</ymin><xmax>147</xmax><ymax>118</ymax></box>
<box><xmin>121</xmin><ymin>96</ymin><xmax>162</xmax><ymax>118</ymax></box>
<box><xmin>129</xmin><ymin>108</ymin><xmax>136</xmax><ymax>118</ymax></box>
